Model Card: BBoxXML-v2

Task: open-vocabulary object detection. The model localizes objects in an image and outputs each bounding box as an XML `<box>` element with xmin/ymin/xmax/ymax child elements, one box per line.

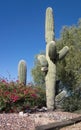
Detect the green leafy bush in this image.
<box><xmin>61</xmin><ymin>89</ymin><xmax>81</xmax><ymax>112</ymax></box>
<box><xmin>0</xmin><ymin>78</ymin><xmax>46</xmax><ymax>113</ymax></box>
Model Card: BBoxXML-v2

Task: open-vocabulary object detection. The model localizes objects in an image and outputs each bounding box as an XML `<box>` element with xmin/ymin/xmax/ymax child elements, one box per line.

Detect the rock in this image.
<box><xmin>19</xmin><ymin>111</ymin><xmax>24</xmax><ymax>116</ymax></box>
<box><xmin>37</xmin><ymin>107</ymin><xmax>47</xmax><ymax>112</ymax></box>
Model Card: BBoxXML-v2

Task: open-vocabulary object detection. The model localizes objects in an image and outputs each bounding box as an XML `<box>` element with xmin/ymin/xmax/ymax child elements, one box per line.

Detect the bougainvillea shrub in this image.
<box><xmin>0</xmin><ymin>78</ymin><xmax>46</xmax><ymax>113</ymax></box>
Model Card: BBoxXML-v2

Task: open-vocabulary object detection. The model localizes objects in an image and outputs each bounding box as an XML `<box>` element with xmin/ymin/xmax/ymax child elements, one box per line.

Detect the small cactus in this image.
<box><xmin>18</xmin><ymin>59</ymin><xmax>27</xmax><ymax>85</ymax></box>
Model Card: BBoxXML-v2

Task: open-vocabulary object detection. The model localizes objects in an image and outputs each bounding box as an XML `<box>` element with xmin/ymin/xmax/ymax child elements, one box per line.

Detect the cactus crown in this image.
<box><xmin>45</xmin><ymin>7</ymin><xmax>55</xmax><ymax>43</ymax></box>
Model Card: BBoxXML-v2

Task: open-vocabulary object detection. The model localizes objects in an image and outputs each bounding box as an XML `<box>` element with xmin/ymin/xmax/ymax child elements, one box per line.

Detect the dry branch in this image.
<box><xmin>35</xmin><ymin>116</ymin><xmax>81</xmax><ymax>130</ymax></box>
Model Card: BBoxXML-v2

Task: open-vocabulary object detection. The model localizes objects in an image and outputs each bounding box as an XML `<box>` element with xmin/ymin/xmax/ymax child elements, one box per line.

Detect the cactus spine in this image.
<box><xmin>18</xmin><ymin>60</ymin><xmax>27</xmax><ymax>85</ymax></box>
<box><xmin>38</xmin><ymin>7</ymin><xmax>69</xmax><ymax>111</ymax></box>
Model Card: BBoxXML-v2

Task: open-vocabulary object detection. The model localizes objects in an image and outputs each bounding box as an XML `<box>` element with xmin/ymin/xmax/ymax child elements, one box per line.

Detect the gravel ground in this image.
<box><xmin>0</xmin><ymin>111</ymin><xmax>81</xmax><ymax>130</ymax></box>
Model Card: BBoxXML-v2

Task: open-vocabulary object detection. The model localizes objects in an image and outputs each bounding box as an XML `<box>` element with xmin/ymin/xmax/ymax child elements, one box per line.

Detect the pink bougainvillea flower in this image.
<box><xmin>24</xmin><ymin>90</ymin><xmax>29</xmax><ymax>95</ymax></box>
<box><xmin>2</xmin><ymin>79</ymin><xmax>6</xmax><ymax>83</ymax></box>
<box><xmin>31</xmin><ymin>93</ymin><xmax>38</xmax><ymax>98</ymax></box>
<box><xmin>13</xmin><ymin>89</ymin><xmax>17</xmax><ymax>93</ymax></box>
<box><xmin>10</xmin><ymin>94</ymin><xmax>19</xmax><ymax>102</ymax></box>
<box><xmin>12</xmin><ymin>95</ymin><xmax>19</xmax><ymax>102</ymax></box>
<box><xmin>4</xmin><ymin>91</ymin><xmax>10</xmax><ymax>96</ymax></box>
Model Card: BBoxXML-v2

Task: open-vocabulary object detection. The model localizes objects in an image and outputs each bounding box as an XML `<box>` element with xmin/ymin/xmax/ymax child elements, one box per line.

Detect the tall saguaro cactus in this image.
<box><xmin>18</xmin><ymin>59</ymin><xmax>27</xmax><ymax>85</ymax></box>
<box><xmin>38</xmin><ymin>7</ymin><xmax>69</xmax><ymax>110</ymax></box>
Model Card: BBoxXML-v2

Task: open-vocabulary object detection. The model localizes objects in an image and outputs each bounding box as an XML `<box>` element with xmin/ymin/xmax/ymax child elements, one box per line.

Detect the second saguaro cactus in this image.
<box><xmin>38</xmin><ymin>7</ymin><xmax>69</xmax><ymax>110</ymax></box>
<box><xmin>18</xmin><ymin>59</ymin><xmax>27</xmax><ymax>85</ymax></box>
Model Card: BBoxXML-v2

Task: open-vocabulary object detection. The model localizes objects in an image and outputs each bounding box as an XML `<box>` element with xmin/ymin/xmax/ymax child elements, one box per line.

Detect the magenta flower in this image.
<box><xmin>31</xmin><ymin>93</ymin><xmax>37</xmax><ymax>98</ymax></box>
<box><xmin>10</xmin><ymin>94</ymin><xmax>19</xmax><ymax>102</ymax></box>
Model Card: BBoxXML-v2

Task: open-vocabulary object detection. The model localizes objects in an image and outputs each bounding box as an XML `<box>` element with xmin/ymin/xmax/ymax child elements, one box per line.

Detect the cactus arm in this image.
<box><xmin>55</xmin><ymin>90</ymin><xmax>67</xmax><ymax>102</ymax></box>
<box><xmin>48</xmin><ymin>41</ymin><xmax>57</xmax><ymax>62</ymax></box>
<box><xmin>38</xmin><ymin>55</ymin><xmax>48</xmax><ymax>73</ymax></box>
<box><xmin>41</xmin><ymin>67</ymin><xmax>48</xmax><ymax>72</ymax></box>
<box><xmin>58</xmin><ymin>46</ymin><xmax>69</xmax><ymax>60</ymax></box>
<box><xmin>38</xmin><ymin>55</ymin><xmax>48</xmax><ymax>67</ymax></box>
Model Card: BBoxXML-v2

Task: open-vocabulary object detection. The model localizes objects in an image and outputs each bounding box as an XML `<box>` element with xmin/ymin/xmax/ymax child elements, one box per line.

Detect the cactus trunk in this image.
<box><xmin>45</xmin><ymin>8</ymin><xmax>56</xmax><ymax>110</ymax></box>
<box><xmin>45</xmin><ymin>59</ymin><xmax>56</xmax><ymax>110</ymax></box>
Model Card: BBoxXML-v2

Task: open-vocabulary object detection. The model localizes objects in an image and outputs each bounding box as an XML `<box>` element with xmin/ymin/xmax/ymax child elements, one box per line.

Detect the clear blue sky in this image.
<box><xmin>0</xmin><ymin>0</ymin><xmax>81</xmax><ymax>82</ymax></box>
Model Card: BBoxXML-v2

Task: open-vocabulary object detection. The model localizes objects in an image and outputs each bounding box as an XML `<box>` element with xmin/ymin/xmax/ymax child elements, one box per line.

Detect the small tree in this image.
<box><xmin>31</xmin><ymin>54</ymin><xmax>45</xmax><ymax>88</ymax></box>
<box><xmin>57</xmin><ymin>19</ymin><xmax>81</xmax><ymax>112</ymax></box>
<box><xmin>57</xmin><ymin>19</ymin><xmax>81</xmax><ymax>92</ymax></box>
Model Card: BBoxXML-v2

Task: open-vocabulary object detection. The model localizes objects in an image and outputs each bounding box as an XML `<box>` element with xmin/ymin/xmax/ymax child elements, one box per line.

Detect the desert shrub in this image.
<box><xmin>0</xmin><ymin>78</ymin><xmax>46</xmax><ymax>113</ymax></box>
<box><xmin>61</xmin><ymin>89</ymin><xmax>81</xmax><ymax>112</ymax></box>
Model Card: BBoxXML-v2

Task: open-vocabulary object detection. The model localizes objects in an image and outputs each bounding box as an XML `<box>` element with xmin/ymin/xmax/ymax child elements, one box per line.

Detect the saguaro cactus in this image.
<box><xmin>38</xmin><ymin>7</ymin><xmax>69</xmax><ymax>110</ymax></box>
<box><xmin>18</xmin><ymin>59</ymin><xmax>27</xmax><ymax>85</ymax></box>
